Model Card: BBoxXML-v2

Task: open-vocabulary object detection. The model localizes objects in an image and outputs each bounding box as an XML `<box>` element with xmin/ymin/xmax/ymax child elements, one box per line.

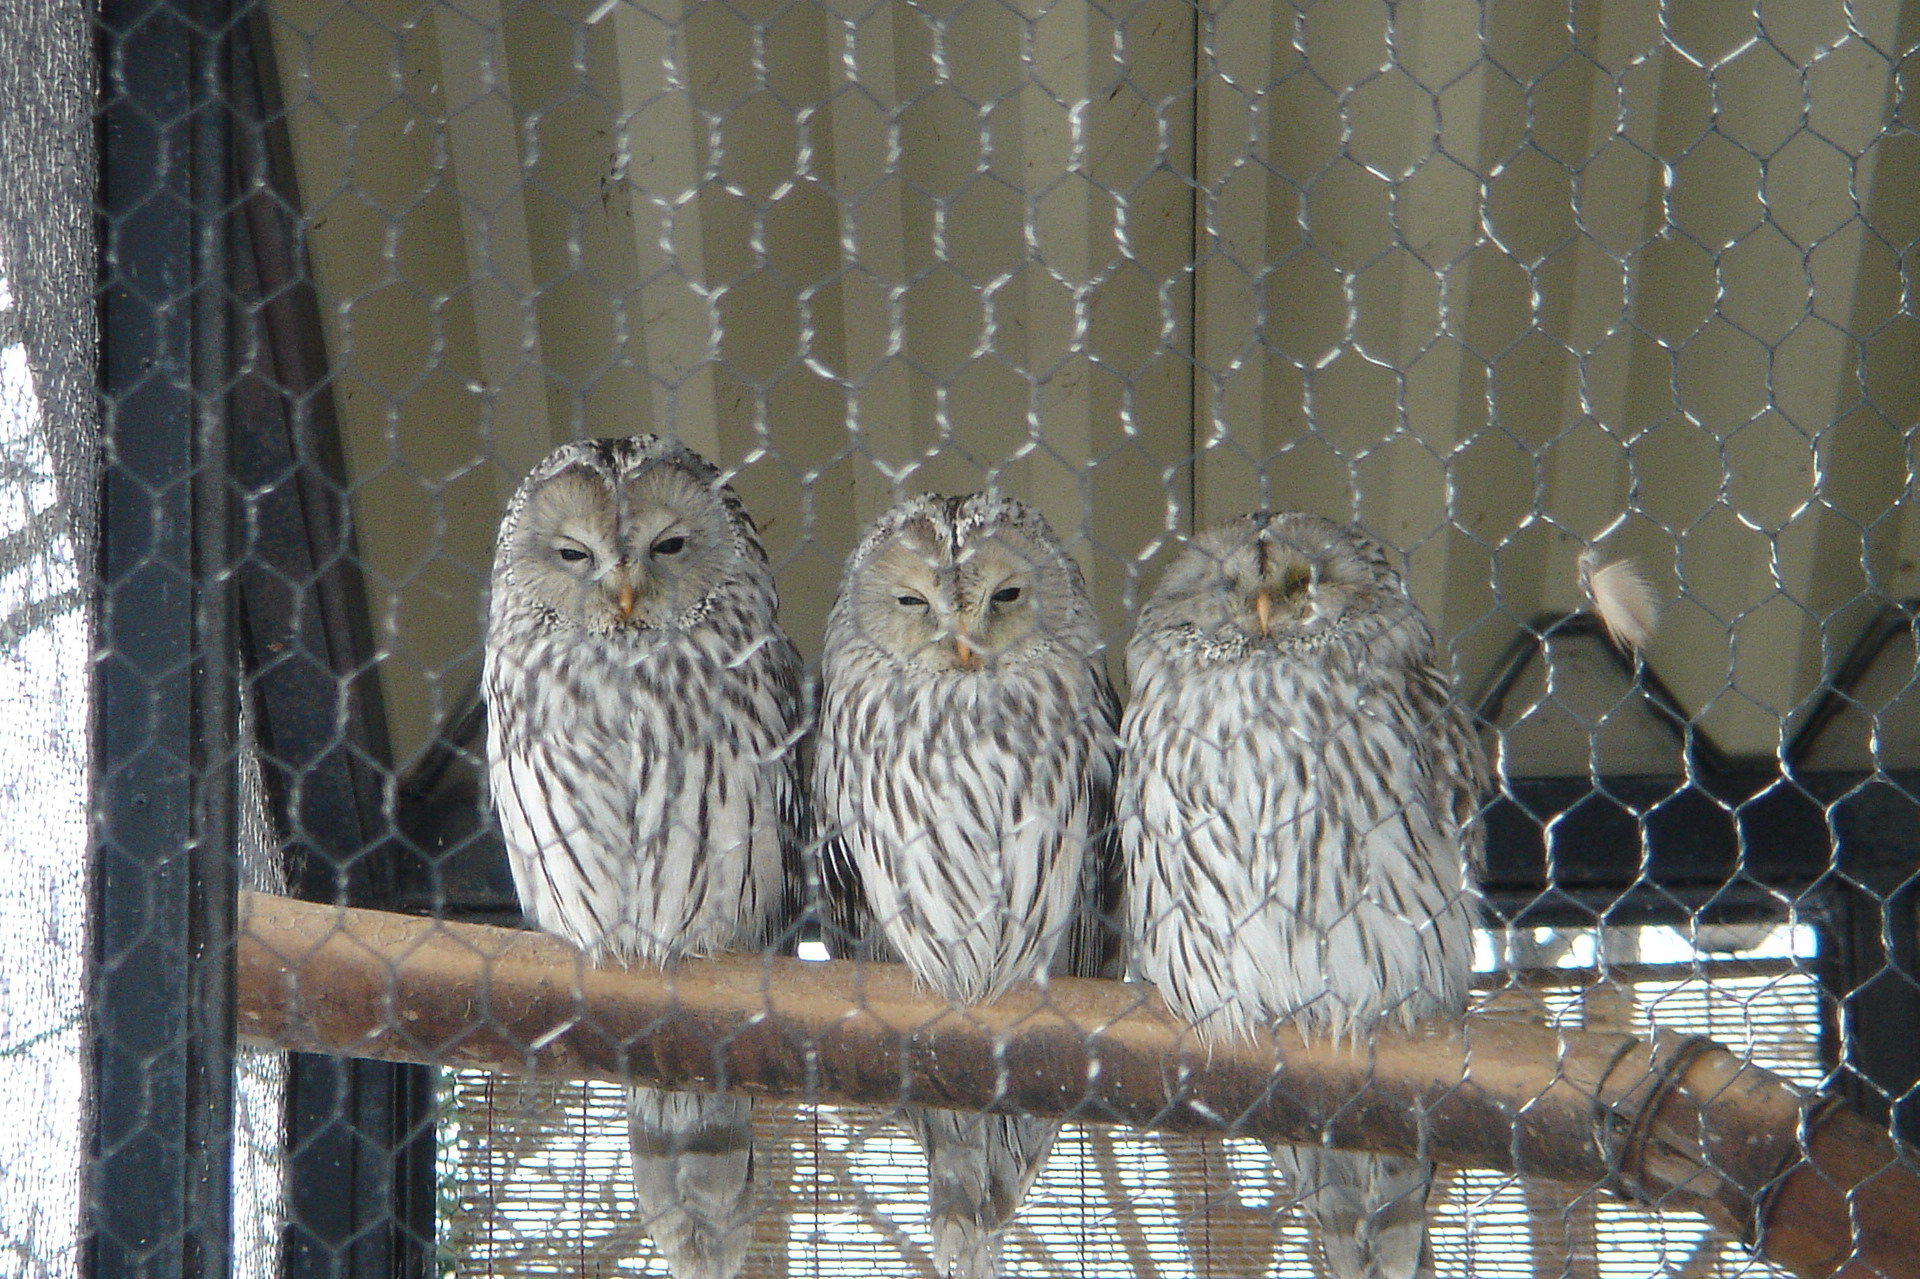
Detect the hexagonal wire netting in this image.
<box><xmin>27</xmin><ymin>0</ymin><xmax>1920</xmax><ymax>1277</ymax></box>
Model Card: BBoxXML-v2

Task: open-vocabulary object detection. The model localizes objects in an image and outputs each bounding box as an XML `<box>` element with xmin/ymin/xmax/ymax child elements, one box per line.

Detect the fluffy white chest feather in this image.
<box><xmin>486</xmin><ymin>626</ymin><xmax>794</xmax><ymax>966</ymax></box>
<box><xmin>819</xmin><ymin>662</ymin><xmax>1113</xmax><ymax>1005</ymax></box>
<box><xmin>1120</xmin><ymin>649</ymin><xmax>1475</xmax><ymax>1042</ymax></box>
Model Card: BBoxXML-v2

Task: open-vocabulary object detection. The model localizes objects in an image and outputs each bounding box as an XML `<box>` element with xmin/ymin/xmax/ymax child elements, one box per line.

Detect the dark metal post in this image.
<box><xmin>92</xmin><ymin>0</ymin><xmax>238</xmax><ymax>1272</ymax></box>
<box><xmin>224</xmin><ymin>15</ymin><xmax>437</xmax><ymax>1277</ymax></box>
<box><xmin>1817</xmin><ymin>781</ymin><xmax>1920</xmax><ymax>1146</ymax></box>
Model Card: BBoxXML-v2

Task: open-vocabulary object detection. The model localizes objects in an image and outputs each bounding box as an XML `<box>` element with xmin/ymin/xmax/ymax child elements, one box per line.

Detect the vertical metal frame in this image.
<box><xmin>1819</xmin><ymin>789</ymin><xmax>1920</xmax><ymax>1144</ymax></box>
<box><xmin>226</xmin><ymin>13</ymin><xmax>437</xmax><ymax>1278</ymax></box>
<box><xmin>94</xmin><ymin>2</ymin><xmax>439</xmax><ymax>1275</ymax></box>
<box><xmin>92</xmin><ymin>0</ymin><xmax>237</xmax><ymax>1272</ymax></box>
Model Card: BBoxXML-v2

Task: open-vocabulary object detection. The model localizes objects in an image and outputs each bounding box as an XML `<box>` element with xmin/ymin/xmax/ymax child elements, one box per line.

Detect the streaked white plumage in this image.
<box><xmin>485</xmin><ymin>436</ymin><xmax>804</xmax><ymax>1279</ymax></box>
<box><xmin>1119</xmin><ymin>512</ymin><xmax>1484</xmax><ymax>1279</ymax></box>
<box><xmin>813</xmin><ymin>493</ymin><xmax>1121</xmax><ymax>1279</ymax></box>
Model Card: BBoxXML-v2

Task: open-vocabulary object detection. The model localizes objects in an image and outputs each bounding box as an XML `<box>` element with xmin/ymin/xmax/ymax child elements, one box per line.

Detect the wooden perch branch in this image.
<box><xmin>236</xmin><ymin>891</ymin><xmax>1917</xmax><ymax>1279</ymax></box>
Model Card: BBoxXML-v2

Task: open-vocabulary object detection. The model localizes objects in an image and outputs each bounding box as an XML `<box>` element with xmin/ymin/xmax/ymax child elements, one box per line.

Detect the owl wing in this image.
<box><xmin>811</xmin><ymin>684</ymin><xmax>902</xmax><ymax>965</ymax></box>
<box><xmin>815</xmin><ymin>826</ymin><xmax>902</xmax><ymax>965</ymax></box>
<box><xmin>1404</xmin><ymin>658</ymin><xmax>1489</xmax><ymax>876</ymax></box>
<box><xmin>1054</xmin><ymin>664</ymin><xmax>1124</xmax><ymax>982</ymax></box>
<box><xmin>759</xmin><ymin>631</ymin><xmax>813</xmax><ymax>957</ymax></box>
<box><xmin>485</xmin><ymin>672</ymin><xmax>632</xmax><ymax>949</ymax></box>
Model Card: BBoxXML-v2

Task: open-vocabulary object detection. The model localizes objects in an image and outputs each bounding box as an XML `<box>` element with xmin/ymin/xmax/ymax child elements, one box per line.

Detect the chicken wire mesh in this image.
<box><xmin>435</xmin><ymin>921</ymin><xmax>1829</xmax><ymax>1279</ymax></box>
<box><xmin>8</xmin><ymin>0</ymin><xmax>1916</xmax><ymax>1278</ymax></box>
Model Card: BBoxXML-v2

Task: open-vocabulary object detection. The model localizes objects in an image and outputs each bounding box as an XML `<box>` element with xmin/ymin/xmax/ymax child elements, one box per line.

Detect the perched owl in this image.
<box><xmin>484</xmin><ymin>437</ymin><xmax>805</xmax><ymax>1279</ymax></box>
<box><xmin>813</xmin><ymin>494</ymin><xmax>1122</xmax><ymax>1279</ymax></box>
<box><xmin>1119</xmin><ymin>512</ymin><xmax>1483</xmax><ymax>1279</ymax></box>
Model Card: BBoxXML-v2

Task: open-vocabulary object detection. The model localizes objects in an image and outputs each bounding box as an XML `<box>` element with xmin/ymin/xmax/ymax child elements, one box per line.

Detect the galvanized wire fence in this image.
<box><xmin>9</xmin><ymin>1</ymin><xmax>1916</xmax><ymax>1277</ymax></box>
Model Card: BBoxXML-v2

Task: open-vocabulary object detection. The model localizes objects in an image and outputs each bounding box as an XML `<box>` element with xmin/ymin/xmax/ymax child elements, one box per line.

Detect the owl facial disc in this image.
<box><xmin>858</xmin><ymin>517</ymin><xmax>1048</xmax><ymax>673</ymax></box>
<box><xmin>505</xmin><ymin>453</ymin><xmax>736</xmax><ymax>635</ymax></box>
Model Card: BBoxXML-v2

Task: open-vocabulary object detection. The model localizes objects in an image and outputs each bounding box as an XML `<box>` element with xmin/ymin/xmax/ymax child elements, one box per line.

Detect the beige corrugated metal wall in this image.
<box><xmin>264</xmin><ymin>0</ymin><xmax>1919</xmax><ymax>772</ymax></box>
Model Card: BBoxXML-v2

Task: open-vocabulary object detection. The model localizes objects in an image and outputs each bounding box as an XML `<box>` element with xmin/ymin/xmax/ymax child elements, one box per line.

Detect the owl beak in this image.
<box><xmin>951</xmin><ymin>624</ymin><xmax>983</xmax><ymax>671</ymax></box>
<box><xmin>1254</xmin><ymin>589</ymin><xmax>1273</xmax><ymax>635</ymax></box>
<box><xmin>612</xmin><ymin>567</ymin><xmax>638</xmax><ymax>620</ymax></box>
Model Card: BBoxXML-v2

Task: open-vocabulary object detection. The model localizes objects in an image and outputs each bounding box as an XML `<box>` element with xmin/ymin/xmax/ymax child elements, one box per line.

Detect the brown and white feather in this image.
<box><xmin>813</xmin><ymin>493</ymin><xmax>1121</xmax><ymax>1279</ymax></box>
<box><xmin>1118</xmin><ymin>512</ymin><xmax>1484</xmax><ymax>1279</ymax></box>
<box><xmin>485</xmin><ymin>436</ymin><xmax>804</xmax><ymax>1279</ymax></box>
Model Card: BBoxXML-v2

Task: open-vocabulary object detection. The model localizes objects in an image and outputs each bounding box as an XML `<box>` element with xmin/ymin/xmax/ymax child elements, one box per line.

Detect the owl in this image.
<box><xmin>1119</xmin><ymin>512</ymin><xmax>1483</xmax><ymax>1279</ymax></box>
<box><xmin>484</xmin><ymin>436</ymin><xmax>805</xmax><ymax>1279</ymax></box>
<box><xmin>813</xmin><ymin>494</ymin><xmax>1122</xmax><ymax>1279</ymax></box>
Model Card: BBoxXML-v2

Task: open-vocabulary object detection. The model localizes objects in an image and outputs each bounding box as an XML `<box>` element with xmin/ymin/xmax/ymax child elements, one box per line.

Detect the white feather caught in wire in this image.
<box><xmin>1578</xmin><ymin>549</ymin><xmax>1660</xmax><ymax>652</ymax></box>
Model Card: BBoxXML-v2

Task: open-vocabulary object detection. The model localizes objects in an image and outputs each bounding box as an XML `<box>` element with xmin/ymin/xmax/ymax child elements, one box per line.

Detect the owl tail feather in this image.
<box><xmin>627</xmin><ymin>1087</ymin><xmax>756</xmax><ymax>1279</ymax></box>
<box><xmin>906</xmin><ymin>1107</ymin><xmax>1059</xmax><ymax>1279</ymax></box>
<box><xmin>930</xmin><ymin>1212</ymin><xmax>1000</xmax><ymax>1279</ymax></box>
<box><xmin>1270</xmin><ymin>1145</ymin><xmax>1436</xmax><ymax>1279</ymax></box>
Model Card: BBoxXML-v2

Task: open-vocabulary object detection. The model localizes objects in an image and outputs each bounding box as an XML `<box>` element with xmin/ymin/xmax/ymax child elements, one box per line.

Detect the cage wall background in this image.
<box><xmin>263</xmin><ymin>0</ymin><xmax>1920</xmax><ymax>768</ymax></box>
<box><xmin>0</xmin><ymin>0</ymin><xmax>1915</xmax><ymax>1277</ymax></box>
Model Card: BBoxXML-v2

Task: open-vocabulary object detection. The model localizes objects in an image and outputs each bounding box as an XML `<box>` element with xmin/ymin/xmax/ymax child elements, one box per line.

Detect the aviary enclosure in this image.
<box><xmin>0</xmin><ymin>1</ymin><xmax>1917</xmax><ymax>1278</ymax></box>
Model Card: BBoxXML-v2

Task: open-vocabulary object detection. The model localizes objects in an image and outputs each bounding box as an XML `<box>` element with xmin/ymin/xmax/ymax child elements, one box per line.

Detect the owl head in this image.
<box><xmin>828</xmin><ymin>493</ymin><xmax>1100</xmax><ymax>674</ymax></box>
<box><xmin>491</xmin><ymin>436</ymin><xmax>771</xmax><ymax>637</ymax></box>
<box><xmin>1139</xmin><ymin>511</ymin><xmax>1411</xmax><ymax>650</ymax></box>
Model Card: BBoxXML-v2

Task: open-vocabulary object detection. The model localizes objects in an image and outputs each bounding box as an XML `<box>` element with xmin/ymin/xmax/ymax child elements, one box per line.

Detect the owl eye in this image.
<box><xmin>556</xmin><ymin>546</ymin><xmax>592</xmax><ymax>565</ymax></box>
<box><xmin>651</xmin><ymin>535</ymin><xmax>687</xmax><ymax>556</ymax></box>
<box><xmin>990</xmin><ymin>586</ymin><xmax>1021</xmax><ymax>604</ymax></box>
<box><xmin>896</xmin><ymin>594</ymin><xmax>928</xmax><ymax>608</ymax></box>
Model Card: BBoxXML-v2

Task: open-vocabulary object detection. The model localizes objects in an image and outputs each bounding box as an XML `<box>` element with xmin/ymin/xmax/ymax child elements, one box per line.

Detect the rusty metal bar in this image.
<box><xmin>235</xmin><ymin>891</ymin><xmax>1920</xmax><ymax>1279</ymax></box>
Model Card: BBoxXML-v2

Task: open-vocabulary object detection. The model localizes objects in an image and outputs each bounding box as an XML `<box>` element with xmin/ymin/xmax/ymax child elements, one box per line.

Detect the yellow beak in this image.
<box><xmin>1254</xmin><ymin>588</ymin><xmax>1272</xmax><ymax>635</ymax></box>
<box><xmin>614</xmin><ymin>569</ymin><xmax>637</xmax><ymax>620</ymax></box>
<box><xmin>953</xmin><ymin>630</ymin><xmax>982</xmax><ymax>671</ymax></box>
